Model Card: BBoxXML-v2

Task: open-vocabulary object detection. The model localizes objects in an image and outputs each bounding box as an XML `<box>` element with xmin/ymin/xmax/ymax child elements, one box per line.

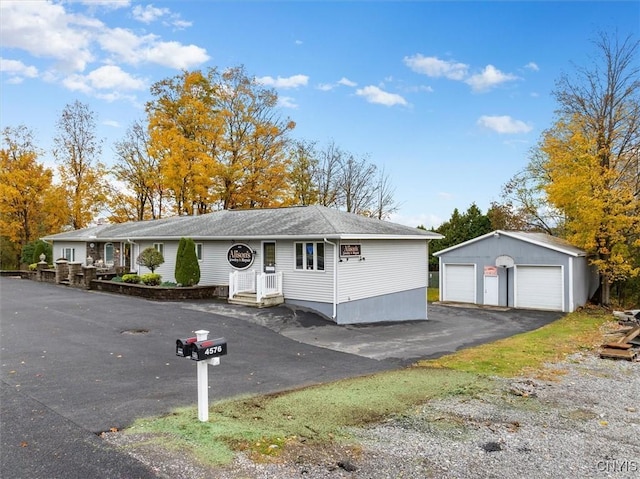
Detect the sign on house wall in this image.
<box><xmin>227</xmin><ymin>244</ymin><xmax>254</xmax><ymax>269</ymax></box>
<box><xmin>340</xmin><ymin>243</ymin><xmax>361</xmax><ymax>258</ymax></box>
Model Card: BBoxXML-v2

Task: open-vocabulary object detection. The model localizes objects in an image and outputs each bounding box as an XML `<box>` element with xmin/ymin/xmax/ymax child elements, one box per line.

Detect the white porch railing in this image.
<box><xmin>229</xmin><ymin>270</ymin><xmax>283</xmax><ymax>302</ymax></box>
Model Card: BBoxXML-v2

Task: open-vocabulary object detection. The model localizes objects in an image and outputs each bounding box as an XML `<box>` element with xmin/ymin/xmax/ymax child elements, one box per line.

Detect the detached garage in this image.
<box><xmin>434</xmin><ymin>231</ymin><xmax>598</xmax><ymax>312</ymax></box>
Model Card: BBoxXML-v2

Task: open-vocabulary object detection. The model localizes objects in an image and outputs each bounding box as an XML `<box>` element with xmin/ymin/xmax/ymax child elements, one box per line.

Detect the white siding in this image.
<box><xmin>55</xmin><ymin>241</ymin><xmax>87</xmax><ymax>264</ymax></box>
<box><xmin>515</xmin><ymin>265</ymin><xmax>564</xmax><ymax>311</ymax></box>
<box><xmin>280</xmin><ymin>240</ymin><xmax>335</xmax><ymax>303</ymax></box>
<box><xmin>338</xmin><ymin>240</ymin><xmax>428</xmax><ymax>303</ymax></box>
<box><xmin>135</xmin><ymin>241</ymin><xmax>178</xmax><ymax>282</ymax></box>
<box><xmin>442</xmin><ymin>264</ymin><xmax>476</xmax><ymax>303</ymax></box>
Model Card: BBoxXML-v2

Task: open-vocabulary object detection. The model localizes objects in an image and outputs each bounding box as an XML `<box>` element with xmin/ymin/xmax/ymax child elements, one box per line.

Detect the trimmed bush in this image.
<box><xmin>136</xmin><ymin>247</ymin><xmax>164</xmax><ymax>273</ymax></box>
<box><xmin>122</xmin><ymin>273</ymin><xmax>141</xmax><ymax>284</ymax></box>
<box><xmin>28</xmin><ymin>263</ymin><xmax>38</xmax><ymax>271</ymax></box>
<box><xmin>111</xmin><ymin>276</ymin><xmax>124</xmax><ymax>282</ymax></box>
<box><xmin>140</xmin><ymin>273</ymin><xmax>162</xmax><ymax>286</ymax></box>
<box><xmin>175</xmin><ymin>237</ymin><xmax>200</xmax><ymax>287</ymax></box>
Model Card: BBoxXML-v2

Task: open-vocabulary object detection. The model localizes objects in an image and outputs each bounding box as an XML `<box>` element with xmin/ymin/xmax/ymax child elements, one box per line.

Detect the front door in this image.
<box><xmin>262</xmin><ymin>241</ymin><xmax>276</xmax><ymax>273</ymax></box>
<box><xmin>483</xmin><ymin>274</ymin><xmax>499</xmax><ymax>306</ymax></box>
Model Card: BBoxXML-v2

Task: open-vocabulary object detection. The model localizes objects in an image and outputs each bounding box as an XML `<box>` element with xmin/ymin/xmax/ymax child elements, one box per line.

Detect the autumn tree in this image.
<box><xmin>214</xmin><ymin>66</ymin><xmax>295</xmax><ymax>209</ymax></box>
<box><xmin>110</xmin><ymin>120</ymin><xmax>166</xmax><ymax>222</ymax></box>
<box><xmin>486</xmin><ymin>201</ymin><xmax>529</xmax><ymax>231</ymax></box>
<box><xmin>147</xmin><ymin>70</ymin><xmax>222</xmax><ymax>215</ymax></box>
<box><xmin>147</xmin><ymin>66</ymin><xmax>295</xmax><ymax>213</ymax></box>
<box><xmin>53</xmin><ymin>101</ymin><xmax>108</xmax><ymax>229</ymax></box>
<box><xmin>0</xmin><ymin>125</ymin><xmax>67</xmax><ymax>266</ymax></box>
<box><xmin>540</xmin><ymin>32</ymin><xmax>640</xmax><ymax>305</ymax></box>
<box><xmin>288</xmin><ymin>139</ymin><xmax>320</xmax><ymax>206</ymax></box>
<box><xmin>501</xmin><ymin>149</ymin><xmax>565</xmax><ymax>235</ymax></box>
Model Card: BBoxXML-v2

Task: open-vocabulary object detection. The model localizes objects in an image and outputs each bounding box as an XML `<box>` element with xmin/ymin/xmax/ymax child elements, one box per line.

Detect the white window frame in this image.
<box><xmin>104</xmin><ymin>243</ymin><xmax>114</xmax><ymax>265</ymax></box>
<box><xmin>196</xmin><ymin>243</ymin><xmax>203</xmax><ymax>261</ymax></box>
<box><xmin>153</xmin><ymin>243</ymin><xmax>164</xmax><ymax>256</ymax></box>
<box><xmin>62</xmin><ymin>247</ymin><xmax>75</xmax><ymax>262</ymax></box>
<box><xmin>294</xmin><ymin>241</ymin><xmax>325</xmax><ymax>271</ymax></box>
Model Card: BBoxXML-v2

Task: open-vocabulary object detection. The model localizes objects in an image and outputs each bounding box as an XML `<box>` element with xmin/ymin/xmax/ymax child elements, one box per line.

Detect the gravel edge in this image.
<box><xmin>102</xmin><ymin>351</ymin><xmax>640</xmax><ymax>479</ymax></box>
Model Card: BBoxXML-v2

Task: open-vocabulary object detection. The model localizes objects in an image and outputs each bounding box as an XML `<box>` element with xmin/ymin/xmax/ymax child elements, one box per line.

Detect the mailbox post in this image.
<box><xmin>176</xmin><ymin>329</ymin><xmax>227</xmax><ymax>422</ymax></box>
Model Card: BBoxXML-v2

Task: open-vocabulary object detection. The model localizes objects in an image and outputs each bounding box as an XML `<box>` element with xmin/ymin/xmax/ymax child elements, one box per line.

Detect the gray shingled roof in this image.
<box><xmin>43</xmin><ymin>205</ymin><xmax>442</xmax><ymax>241</ymax></box>
<box><xmin>434</xmin><ymin>230</ymin><xmax>585</xmax><ymax>257</ymax></box>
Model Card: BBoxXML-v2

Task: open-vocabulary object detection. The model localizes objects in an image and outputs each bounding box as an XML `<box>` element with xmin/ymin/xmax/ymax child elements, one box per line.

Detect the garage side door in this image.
<box><xmin>443</xmin><ymin>264</ymin><xmax>475</xmax><ymax>303</ymax></box>
<box><xmin>516</xmin><ymin>265</ymin><xmax>563</xmax><ymax>311</ymax></box>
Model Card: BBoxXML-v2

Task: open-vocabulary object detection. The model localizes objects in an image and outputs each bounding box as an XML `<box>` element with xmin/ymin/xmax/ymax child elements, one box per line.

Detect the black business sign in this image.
<box><xmin>227</xmin><ymin>244</ymin><xmax>254</xmax><ymax>269</ymax></box>
<box><xmin>340</xmin><ymin>243</ymin><xmax>361</xmax><ymax>257</ymax></box>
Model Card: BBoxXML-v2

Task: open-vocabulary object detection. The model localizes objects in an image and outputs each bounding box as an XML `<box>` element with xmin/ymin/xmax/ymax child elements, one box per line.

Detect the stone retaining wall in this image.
<box><xmin>90</xmin><ymin>280</ymin><xmax>228</xmax><ymax>300</ymax></box>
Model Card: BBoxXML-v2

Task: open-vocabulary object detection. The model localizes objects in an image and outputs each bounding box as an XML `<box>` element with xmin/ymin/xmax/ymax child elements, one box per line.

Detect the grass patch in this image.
<box><xmin>427</xmin><ymin>287</ymin><xmax>439</xmax><ymax>303</ymax></box>
<box><xmin>121</xmin><ymin>308</ymin><xmax>613</xmax><ymax>467</ymax></box>
<box><xmin>419</xmin><ymin>309</ymin><xmax>612</xmax><ymax>377</ymax></box>
<box><xmin>126</xmin><ymin>368</ymin><xmax>487</xmax><ymax>466</ymax></box>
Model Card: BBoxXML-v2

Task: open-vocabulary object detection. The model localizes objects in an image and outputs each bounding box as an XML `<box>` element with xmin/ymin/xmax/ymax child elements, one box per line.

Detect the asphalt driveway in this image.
<box><xmin>0</xmin><ymin>277</ymin><xmax>563</xmax><ymax>478</ymax></box>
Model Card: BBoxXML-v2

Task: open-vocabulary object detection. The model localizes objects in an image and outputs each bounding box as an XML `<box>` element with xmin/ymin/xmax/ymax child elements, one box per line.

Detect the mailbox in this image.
<box><xmin>190</xmin><ymin>337</ymin><xmax>227</xmax><ymax>361</ymax></box>
<box><xmin>176</xmin><ymin>337</ymin><xmax>198</xmax><ymax>357</ymax></box>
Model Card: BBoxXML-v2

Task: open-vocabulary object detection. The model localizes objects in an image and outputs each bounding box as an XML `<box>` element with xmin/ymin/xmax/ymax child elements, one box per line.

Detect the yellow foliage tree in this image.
<box><xmin>543</xmin><ymin>118</ymin><xmax>640</xmax><ymax>295</ymax></box>
<box><xmin>0</xmin><ymin>126</ymin><xmax>67</xmax><ymax>263</ymax></box>
<box><xmin>540</xmin><ymin>32</ymin><xmax>640</xmax><ymax>304</ymax></box>
<box><xmin>147</xmin><ymin>70</ymin><xmax>223</xmax><ymax>215</ymax></box>
<box><xmin>146</xmin><ymin>66</ymin><xmax>296</xmax><ymax>213</ymax></box>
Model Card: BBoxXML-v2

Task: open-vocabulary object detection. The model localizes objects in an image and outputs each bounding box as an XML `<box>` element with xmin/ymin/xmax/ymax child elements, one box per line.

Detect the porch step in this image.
<box><xmin>228</xmin><ymin>292</ymin><xmax>284</xmax><ymax>308</ymax></box>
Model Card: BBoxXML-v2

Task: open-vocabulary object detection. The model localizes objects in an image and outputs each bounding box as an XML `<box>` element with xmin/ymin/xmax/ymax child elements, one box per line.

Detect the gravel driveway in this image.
<box><xmin>104</xmin><ymin>351</ymin><xmax>640</xmax><ymax>478</ymax></box>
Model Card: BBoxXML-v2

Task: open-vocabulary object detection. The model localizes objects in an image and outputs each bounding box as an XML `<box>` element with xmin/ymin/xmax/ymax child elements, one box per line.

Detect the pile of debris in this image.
<box><xmin>601</xmin><ymin>309</ymin><xmax>640</xmax><ymax>361</ymax></box>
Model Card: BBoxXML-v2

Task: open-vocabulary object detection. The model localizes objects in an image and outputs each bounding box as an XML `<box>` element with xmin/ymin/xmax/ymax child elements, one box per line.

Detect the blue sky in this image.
<box><xmin>1</xmin><ymin>1</ymin><xmax>638</xmax><ymax>228</ymax></box>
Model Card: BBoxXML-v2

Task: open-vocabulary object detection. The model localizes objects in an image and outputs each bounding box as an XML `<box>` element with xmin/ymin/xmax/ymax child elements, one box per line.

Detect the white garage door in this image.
<box><xmin>516</xmin><ymin>266</ymin><xmax>563</xmax><ymax>311</ymax></box>
<box><xmin>443</xmin><ymin>264</ymin><xmax>475</xmax><ymax>303</ymax></box>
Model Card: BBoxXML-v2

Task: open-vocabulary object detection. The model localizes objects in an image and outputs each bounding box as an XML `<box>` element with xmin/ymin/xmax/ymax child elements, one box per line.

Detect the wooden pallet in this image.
<box><xmin>600</xmin><ymin>348</ymin><xmax>638</xmax><ymax>361</ymax></box>
<box><xmin>600</xmin><ymin>326</ymin><xmax>639</xmax><ymax>361</ymax></box>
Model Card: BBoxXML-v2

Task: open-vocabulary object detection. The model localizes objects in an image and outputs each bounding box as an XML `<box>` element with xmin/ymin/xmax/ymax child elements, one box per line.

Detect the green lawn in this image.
<box><xmin>122</xmin><ymin>308</ymin><xmax>612</xmax><ymax>466</ymax></box>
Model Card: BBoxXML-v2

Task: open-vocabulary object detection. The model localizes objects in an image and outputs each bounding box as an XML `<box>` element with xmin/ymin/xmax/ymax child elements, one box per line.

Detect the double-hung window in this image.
<box><xmin>295</xmin><ymin>242</ymin><xmax>325</xmax><ymax>271</ymax></box>
<box><xmin>196</xmin><ymin>243</ymin><xmax>203</xmax><ymax>261</ymax></box>
<box><xmin>62</xmin><ymin>247</ymin><xmax>75</xmax><ymax>262</ymax></box>
<box><xmin>153</xmin><ymin>243</ymin><xmax>164</xmax><ymax>256</ymax></box>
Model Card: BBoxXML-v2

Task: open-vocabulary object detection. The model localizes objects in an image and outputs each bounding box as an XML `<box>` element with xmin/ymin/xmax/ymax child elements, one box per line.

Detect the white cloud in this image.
<box><xmin>477</xmin><ymin>115</ymin><xmax>532</xmax><ymax>134</ymax></box>
<box><xmin>132</xmin><ymin>4</ymin><xmax>169</xmax><ymax>24</ymax></box>
<box><xmin>278</xmin><ymin>96</ymin><xmax>298</xmax><ymax>109</ymax></box>
<box><xmin>525</xmin><ymin>62</ymin><xmax>539</xmax><ymax>71</ymax></box>
<box><xmin>355</xmin><ymin>85</ymin><xmax>408</xmax><ymax>107</ymax></box>
<box><xmin>131</xmin><ymin>3</ymin><xmax>190</xmax><ymax>28</ymax></box>
<box><xmin>97</xmin><ymin>29</ymin><xmax>209</xmax><ymax>68</ymax></box>
<box><xmin>103</xmin><ymin>119</ymin><xmax>121</xmax><ymax>127</ymax></box>
<box><xmin>316</xmin><ymin>83</ymin><xmax>334</xmax><ymax>91</ymax></box>
<box><xmin>86</xmin><ymin>65</ymin><xmax>146</xmax><ymax>90</ymax></box>
<box><xmin>438</xmin><ymin>192</ymin><xmax>454</xmax><ymax>200</ymax></box>
<box><xmin>338</xmin><ymin>77</ymin><xmax>357</xmax><ymax>87</ymax></box>
<box><xmin>404</xmin><ymin>54</ymin><xmax>468</xmax><ymax>80</ymax></box>
<box><xmin>257</xmin><ymin>74</ymin><xmax>309</xmax><ymax>89</ymax></box>
<box><xmin>1</xmin><ymin>0</ymin><xmax>207</xmax><ymax>78</ymax></box>
<box><xmin>0</xmin><ymin>57</ymin><xmax>38</xmax><ymax>79</ymax></box>
<box><xmin>144</xmin><ymin>41</ymin><xmax>209</xmax><ymax>69</ymax></box>
<box><xmin>465</xmin><ymin>65</ymin><xmax>519</xmax><ymax>92</ymax></box>
<box><xmin>295</xmin><ymin>39</ymin><xmax>303</xmax><ymax>45</ymax></box>
<box><xmin>62</xmin><ymin>65</ymin><xmax>146</xmax><ymax>97</ymax></box>
<box><xmin>0</xmin><ymin>1</ymin><xmax>96</xmax><ymax>72</ymax></box>
<box><xmin>171</xmin><ymin>19</ymin><xmax>193</xmax><ymax>29</ymax></box>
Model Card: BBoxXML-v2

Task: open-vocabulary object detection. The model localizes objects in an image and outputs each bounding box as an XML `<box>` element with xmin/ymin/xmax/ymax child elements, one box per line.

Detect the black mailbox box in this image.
<box><xmin>191</xmin><ymin>337</ymin><xmax>227</xmax><ymax>361</ymax></box>
<box><xmin>176</xmin><ymin>337</ymin><xmax>198</xmax><ymax>357</ymax></box>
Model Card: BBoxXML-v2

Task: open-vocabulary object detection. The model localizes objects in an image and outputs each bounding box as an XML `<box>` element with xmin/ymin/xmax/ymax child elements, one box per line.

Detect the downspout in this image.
<box><xmin>126</xmin><ymin>239</ymin><xmax>137</xmax><ymax>273</ymax></box>
<box><xmin>324</xmin><ymin>238</ymin><xmax>338</xmax><ymax>320</ymax></box>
